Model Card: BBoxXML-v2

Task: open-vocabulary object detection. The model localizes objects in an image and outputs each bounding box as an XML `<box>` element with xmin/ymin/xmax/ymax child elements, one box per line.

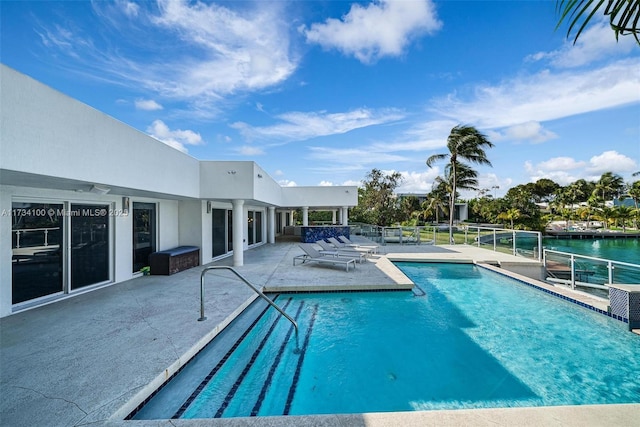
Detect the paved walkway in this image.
<box><xmin>1</xmin><ymin>238</ymin><xmax>638</xmax><ymax>426</ymax></box>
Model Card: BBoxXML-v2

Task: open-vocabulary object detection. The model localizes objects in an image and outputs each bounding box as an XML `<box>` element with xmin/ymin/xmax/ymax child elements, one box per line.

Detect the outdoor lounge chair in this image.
<box><xmin>327</xmin><ymin>237</ymin><xmax>375</xmax><ymax>256</ymax></box>
<box><xmin>315</xmin><ymin>240</ymin><xmax>367</xmax><ymax>263</ymax></box>
<box><xmin>337</xmin><ymin>235</ymin><xmax>379</xmax><ymax>254</ymax></box>
<box><xmin>293</xmin><ymin>243</ymin><xmax>357</xmax><ymax>271</ymax></box>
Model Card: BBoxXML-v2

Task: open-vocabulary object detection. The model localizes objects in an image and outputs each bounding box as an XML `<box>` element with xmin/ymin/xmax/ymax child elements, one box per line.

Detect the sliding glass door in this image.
<box><xmin>133</xmin><ymin>202</ymin><xmax>156</xmax><ymax>272</ymax></box>
<box><xmin>71</xmin><ymin>204</ymin><xmax>110</xmax><ymax>289</ymax></box>
<box><xmin>212</xmin><ymin>208</ymin><xmax>233</xmax><ymax>257</ymax></box>
<box><xmin>11</xmin><ymin>203</ymin><xmax>64</xmax><ymax>304</ymax></box>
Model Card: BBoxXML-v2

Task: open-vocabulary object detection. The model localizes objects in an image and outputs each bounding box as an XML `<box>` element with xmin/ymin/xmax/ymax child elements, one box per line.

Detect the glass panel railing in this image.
<box><xmin>543</xmin><ymin>249</ymin><xmax>640</xmax><ymax>299</ymax></box>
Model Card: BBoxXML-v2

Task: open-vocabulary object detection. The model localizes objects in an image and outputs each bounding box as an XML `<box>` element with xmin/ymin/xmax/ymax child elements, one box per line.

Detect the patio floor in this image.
<box><xmin>1</xmin><ymin>237</ymin><xmax>638</xmax><ymax>426</ymax></box>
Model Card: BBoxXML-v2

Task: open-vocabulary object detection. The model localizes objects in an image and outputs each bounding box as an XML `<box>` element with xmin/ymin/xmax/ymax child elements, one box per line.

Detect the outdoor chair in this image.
<box><xmin>315</xmin><ymin>240</ymin><xmax>367</xmax><ymax>263</ymax></box>
<box><xmin>293</xmin><ymin>243</ymin><xmax>357</xmax><ymax>271</ymax></box>
<box><xmin>327</xmin><ymin>237</ymin><xmax>375</xmax><ymax>256</ymax></box>
<box><xmin>337</xmin><ymin>235</ymin><xmax>379</xmax><ymax>254</ymax></box>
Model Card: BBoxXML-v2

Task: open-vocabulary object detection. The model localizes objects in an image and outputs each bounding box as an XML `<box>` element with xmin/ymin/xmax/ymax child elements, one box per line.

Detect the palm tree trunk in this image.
<box><xmin>449</xmin><ymin>165</ymin><xmax>456</xmax><ymax>244</ymax></box>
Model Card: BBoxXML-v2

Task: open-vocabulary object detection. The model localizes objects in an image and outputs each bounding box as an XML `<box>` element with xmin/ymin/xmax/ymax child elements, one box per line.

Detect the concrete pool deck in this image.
<box><xmin>1</xmin><ymin>237</ymin><xmax>638</xmax><ymax>426</ymax></box>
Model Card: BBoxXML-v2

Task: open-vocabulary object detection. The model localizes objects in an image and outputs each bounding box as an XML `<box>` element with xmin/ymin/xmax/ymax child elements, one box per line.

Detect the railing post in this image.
<box><xmin>44</xmin><ymin>229</ymin><xmax>49</xmax><ymax>247</ymax></box>
<box><xmin>538</xmin><ymin>232</ymin><xmax>543</xmax><ymax>262</ymax></box>
<box><xmin>493</xmin><ymin>229</ymin><xmax>496</xmax><ymax>252</ymax></box>
<box><xmin>512</xmin><ymin>230</ymin><xmax>516</xmax><ymax>256</ymax></box>
<box><xmin>15</xmin><ymin>230</ymin><xmax>21</xmax><ymax>248</ymax></box>
<box><xmin>198</xmin><ymin>271</ymin><xmax>207</xmax><ymax>321</ymax></box>
<box><xmin>477</xmin><ymin>227</ymin><xmax>480</xmax><ymax>247</ymax></box>
<box><xmin>608</xmin><ymin>261</ymin><xmax>614</xmax><ymax>285</ymax></box>
<box><xmin>570</xmin><ymin>255</ymin><xmax>576</xmax><ymax>290</ymax></box>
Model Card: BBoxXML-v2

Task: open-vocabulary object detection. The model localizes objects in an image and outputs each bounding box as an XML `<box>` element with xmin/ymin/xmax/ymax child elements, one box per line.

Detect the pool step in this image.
<box><xmin>177</xmin><ymin>297</ymin><xmax>316</xmax><ymax>418</ymax></box>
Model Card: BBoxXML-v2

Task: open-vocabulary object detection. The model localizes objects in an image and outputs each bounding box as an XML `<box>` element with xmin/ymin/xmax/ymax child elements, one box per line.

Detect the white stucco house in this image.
<box><xmin>0</xmin><ymin>65</ymin><xmax>357</xmax><ymax>318</ymax></box>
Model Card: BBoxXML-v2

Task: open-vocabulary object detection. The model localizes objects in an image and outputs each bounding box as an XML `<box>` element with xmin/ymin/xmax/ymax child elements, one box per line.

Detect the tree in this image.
<box><xmin>423</xmin><ymin>186</ymin><xmax>449</xmax><ymax>224</ymax></box>
<box><xmin>399</xmin><ymin>195</ymin><xmax>421</xmax><ymax>224</ymax></box>
<box><xmin>593</xmin><ymin>172</ymin><xmax>625</xmax><ymax>202</ymax></box>
<box><xmin>556</xmin><ymin>0</ymin><xmax>640</xmax><ymax>44</ymax></box>
<box><xmin>497</xmin><ymin>208</ymin><xmax>522</xmax><ymax>229</ymax></box>
<box><xmin>531</xmin><ymin>178</ymin><xmax>560</xmax><ymax>203</ymax></box>
<box><xmin>426</xmin><ymin>125</ymin><xmax>494</xmax><ymax>243</ymax></box>
<box><xmin>622</xmin><ymin>180</ymin><xmax>640</xmax><ymax>228</ymax></box>
<box><xmin>350</xmin><ymin>169</ymin><xmax>403</xmax><ymax>226</ymax></box>
<box><xmin>613</xmin><ymin>206</ymin><xmax>635</xmax><ymax>231</ymax></box>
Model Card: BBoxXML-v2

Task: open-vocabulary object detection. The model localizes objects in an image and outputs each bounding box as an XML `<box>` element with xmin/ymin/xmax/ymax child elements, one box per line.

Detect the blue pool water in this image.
<box><xmin>134</xmin><ymin>263</ymin><xmax>640</xmax><ymax>419</ymax></box>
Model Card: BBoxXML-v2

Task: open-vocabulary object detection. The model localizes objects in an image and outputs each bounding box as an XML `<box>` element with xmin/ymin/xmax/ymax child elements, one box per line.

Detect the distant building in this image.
<box><xmin>613</xmin><ymin>197</ymin><xmax>637</xmax><ymax>208</ymax></box>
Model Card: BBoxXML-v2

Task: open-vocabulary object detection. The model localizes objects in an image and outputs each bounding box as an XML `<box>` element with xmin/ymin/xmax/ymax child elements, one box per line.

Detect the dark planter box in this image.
<box><xmin>149</xmin><ymin>246</ymin><xmax>200</xmax><ymax>275</ymax></box>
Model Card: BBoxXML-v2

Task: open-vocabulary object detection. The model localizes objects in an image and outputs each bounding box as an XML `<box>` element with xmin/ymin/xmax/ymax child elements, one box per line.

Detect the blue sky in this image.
<box><xmin>2</xmin><ymin>0</ymin><xmax>639</xmax><ymax>197</ymax></box>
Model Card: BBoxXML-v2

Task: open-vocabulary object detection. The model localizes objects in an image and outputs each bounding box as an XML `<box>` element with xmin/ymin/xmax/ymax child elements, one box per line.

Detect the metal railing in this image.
<box><xmin>543</xmin><ymin>249</ymin><xmax>640</xmax><ymax>296</ymax></box>
<box><xmin>198</xmin><ymin>266</ymin><xmax>299</xmax><ymax>349</ymax></box>
<box><xmin>350</xmin><ymin>223</ymin><xmax>542</xmax><ymax>261</ymax></box>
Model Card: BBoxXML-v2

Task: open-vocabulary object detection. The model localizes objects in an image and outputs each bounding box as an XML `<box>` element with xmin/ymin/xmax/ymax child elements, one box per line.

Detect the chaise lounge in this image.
<box><xmin>327</xmin><ymin>237</ymin><xmax>375</xmax><ymax>256</ymax></box>
<box><xmin>315</xmin><ymin>240</ymin><xmax>367</xmax><ymax>263</ymax></box>
<box><xmin>293</xmin><ymin>243</ymin><xmax>357</xmax><ymax>271</ymax></box>
<box><xmin>337</xmin><ymin>235</ymin><xmax>379</xmax><ymax>254</ymax></box>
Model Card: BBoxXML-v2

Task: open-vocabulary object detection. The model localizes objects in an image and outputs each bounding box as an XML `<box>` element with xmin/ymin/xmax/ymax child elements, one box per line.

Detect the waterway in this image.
<box><xmin>543</xmin><ymin>237</ymin><xmax>639</xmax><ymax>265</ymax></box>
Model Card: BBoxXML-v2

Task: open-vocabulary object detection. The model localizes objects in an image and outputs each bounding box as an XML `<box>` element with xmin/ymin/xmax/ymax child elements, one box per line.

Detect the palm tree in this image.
<box><xmin>426</xmin><ymin>125</ymin><xmax>494</xmax><ymax>243</ymax></box>
<box><xmin>593</xmin><ymin>172</ymin><xmax>625</xmax><ymax>202</ymax></box>
<box><xmin>497</xmin><ymin>208</ymin><xmax>522</xmax><ymax>229</ymax></box>
<box><xmin>625</xmin><ymin>180</ymin><xmax>640</xmax><ymax>228</ymax></box>
<box><xmin>613</xmin><ymin>206</ymin><xmax>635</xmax><ymax>232</ymax></box>
<box><xmin>423</xmin><ymin>184</ymin><xmax>449</xmax><ymax>224</ymax></box>
<box><xmin>556</xmin><ymin>0</ymin><xmax>640</xmax><ymax>44</ymax></box>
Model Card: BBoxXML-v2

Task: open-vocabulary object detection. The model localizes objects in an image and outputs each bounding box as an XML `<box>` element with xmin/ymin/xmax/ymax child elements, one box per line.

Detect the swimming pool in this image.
<box><xmin>131</xmin><ymin>263</ymin><xmax>640</xmax><ymax>419</ymax></box>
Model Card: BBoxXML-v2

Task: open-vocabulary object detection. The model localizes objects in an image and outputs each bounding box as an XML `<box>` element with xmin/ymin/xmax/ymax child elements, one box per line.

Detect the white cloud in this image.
<box><xmin>117</xmin><ymin>0</ymin><xmax>140</xmax><ymax>18</ymax></box>
<box><xmin>318</xmin><ymin>181</ymin><xmax>334</xmax><ymax>186</ymax></box>
<box><xmin>231</xmin><ymin>108</ymin><xmax>405</xmax><ymax>142</ymax></box>
<box><xmin>278</xmin><ymin>179</ymin><xmax>297</xmax><ymax>187</ymax></box>
<box><xmin>237</xmin><ymin>145</ymin><xmax>265</xmax><ymax>156</ymax></box>
<box><xmin>432</xmin><ymin>59</ymin><xmax>640</xmax><ymax>129</ymax></box>
<box><xmin>135</xmin><ymin>99</ymin><xmax>163</xmax><ymax>111</ymax></box>
<box><xmin>523</xmin><ymin>150</ymin><xmax>638</xmax><ymax>185</ymax></box>
<box><xmin>395</xmin><ymin>169</ymin><xmax>441</xmax><ymax>193</ymax></box>
<box><xmin>536</xmin><ymin>156</ymin><xmax>587</xmax><ymax>171</ymax></box>
<box><xmin>39</xmin><ymin>1</ymin><xmax>298</xmax><ymax>117</ymax></box>
<box><xmin>273</xmin><ymin>169</ymin><xmax>284</xmax><ymax>176</ymax></box>
<box><xmin>146</xmin><ymin>119</ymin><xmax>203</xmax><ymax>152</ymax></box>
<box><xmin>527</xmin><ymin>20</ymin><xmax>637</xmax><ymax>69</ymax></box>
<box><xmin>302</xmin><ymin>0</ymin><xmax>441</xmax><ymax>64</ymax></box>
<box><xmin>588</xmin><ymin>150</ymin><xmax>637</xmax><ymax>174</ymax></box>
<box><xmin>308</xmin><ymin>146</ymin><xmax>409</xmax><ymax>164</ymax></box>
<box><xmin>491</xmin><ymin>121</ymin><xmax>558</xmax><ymax>144</ymax></box>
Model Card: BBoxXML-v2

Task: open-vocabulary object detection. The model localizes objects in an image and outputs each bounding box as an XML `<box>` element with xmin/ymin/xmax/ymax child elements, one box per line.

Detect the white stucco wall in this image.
<box><xmin>0</xmin><ymin>187</ymin><xmax>13</xmax><ymax>317</ymax></box>
<box><xmin>199</xmin><ymin>161</ymin><xmax>255</xmax><ymax>201</ymax></box>
<box><xmin>281</xmin><ymin>186</ymin><xmax>358</xmax><ymax>208</ymax></box>
<box><xmin>178</xmin><ymin>200</ymin><xmax>204</xmax><ymax>262</ymax></box>
<box><xmin>157</xmin><ymin>201</ymin><xmax>180</xmax><ymax>251</ymax></box>
<box><xmin>0</xmin><ymin>65</ymin><xmax>200</xmax><ymax>198</ymax></box>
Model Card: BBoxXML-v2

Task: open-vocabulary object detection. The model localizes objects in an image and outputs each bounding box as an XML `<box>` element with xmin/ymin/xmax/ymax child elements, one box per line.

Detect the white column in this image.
<box><xmin>302</xmin><ymin>206</ymin><xmax>309</xmax><ymax>226</ymax></box>
<box><xmin>289</xmin><ymin>210</ymin><xmax>294</xmax><ymax>226</ymax></box>
<box><xmin>268</xmin><ymin>206</ymin><xmax>275</xmax><ymax>244</ymax></box>
<box><xmin>342</xmin><ymin>207</ymin><xmax>349</xmax><ymax>226</ymax></box>
<box><xmin>232</xmin><ymin>199</ymin><xmax>244</xmax><ymax>267</ymax></box>
<box><xmin>332</xmin><ymin>210</ymin><xmax>337</xmax><ymax>224</ymax></box>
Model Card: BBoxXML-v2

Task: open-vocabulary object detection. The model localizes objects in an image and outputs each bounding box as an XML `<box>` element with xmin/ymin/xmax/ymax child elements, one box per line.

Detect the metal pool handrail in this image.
<box><xmin>198</xmin><ymin>266</ymin><xmax>299</xmax><ymax>344</ymax></box>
